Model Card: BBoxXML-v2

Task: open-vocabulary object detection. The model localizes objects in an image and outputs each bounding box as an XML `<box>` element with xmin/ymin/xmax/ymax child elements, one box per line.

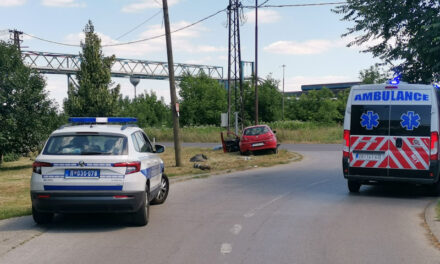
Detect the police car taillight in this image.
<box><xmin>112</xmin><ymin>162</ymin><xmax>141</xmax><ymax>174</ymax></box>
<box><xmin>32</xmin><ymin>162</ymin><xmax>53</xmax><ymax>174</ymax></box>
<box><xmin>343</xmin><ymin>130</ymin><xmax>350</xmax><ymax>158</ymax></box>
<box><xmin>430</xmin><ymin>132</ymin><xmax>438</xmax><ymax>160</ymax></box>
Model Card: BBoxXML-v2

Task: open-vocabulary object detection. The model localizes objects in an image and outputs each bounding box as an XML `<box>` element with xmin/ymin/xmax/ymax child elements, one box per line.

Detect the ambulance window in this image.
<box><xmin>389</xmin><ymin>105</ymin><xmax>430</xmax><ymax>136</ymax></box>
<box><xmin>350</xmin><ymin>105</ymin><xmax>389</xmax><ymax>135</ymax></box>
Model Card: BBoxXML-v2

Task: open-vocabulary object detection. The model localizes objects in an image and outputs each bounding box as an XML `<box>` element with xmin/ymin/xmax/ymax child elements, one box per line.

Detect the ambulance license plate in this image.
<box><xmin>356</xmin><ymin>153</ymin><xmax>382</xmax><ymax>161</ymax></box>
<box><xmin>252</xmin><ymin>143</ymin><xmax>264</xmax><ymax>147</ymax></box>
<box><xmin>65</xmin><ymin>169</ymin><xmax>100</xmax><ymax>178</ymax></box>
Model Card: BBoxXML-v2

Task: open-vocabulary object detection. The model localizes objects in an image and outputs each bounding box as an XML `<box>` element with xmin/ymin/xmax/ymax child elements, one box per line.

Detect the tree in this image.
<box><xmin>286</xmin><ymin>88</ymin><xmax>342</xmax><ymax>124</ymax></box>
<box><xmin>333</xmin><ymin>1</ymin><xmax>440</xmax><ymax>83</ymax></box>
<box><xmin>64</xmin><ymin>20</ymin><xmax>120</xmax><ymax>116</ymax></box>
<box><xmin>178</xmin><ymin>73</ymin><xmax>227</xmax><ymax>126</ymax></box>
<box><xmin>359</xmin><ymin>65</ymin><xmax>389</xmax><ymax>84</ymax></box>
<box><xmin>118</xmin><ymin>91</ymin><xmax>171</xmax><ymax>128</ymax></box>
<box><xmin>0</xmin><ymin>42</ymin><xmax>61</xmax><ymax>164</ymax></box>
<box><xmin>243</xmin><ymin>76</ymin><xmax>283</xmax><ymax>124</ymax></box>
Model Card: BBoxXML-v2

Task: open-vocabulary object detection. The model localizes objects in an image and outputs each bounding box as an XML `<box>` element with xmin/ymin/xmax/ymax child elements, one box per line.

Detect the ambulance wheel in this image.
<box><xmin>431</xmin><ymin>180</ymin><xmax>440</xmax><ymax>196</ymax></box>
<box><xmin>151</xmin><ymin>174</ymin><xmax>169</xmax><ymax>205</ymax></box>
<box><xmin>348</xmin><ymin>180</ymin><xmax>361</xmax><ymax>193</ymax></box>
<box><xmin>32</xmin><ymin>206</ymin><xmax>53</xmax><ymax>225</ymax></box>
<box><xmin>132</xmin><ymin>188</ymin><xmax>149</xmax><ymax>226</ymax></box>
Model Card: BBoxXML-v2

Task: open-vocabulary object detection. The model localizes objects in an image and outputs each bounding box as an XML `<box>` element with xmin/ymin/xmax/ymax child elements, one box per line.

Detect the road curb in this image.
<box><xmin>424</xmin><ymin>199</ymin><xmax>440</xmax><ymax>249</ymax></box>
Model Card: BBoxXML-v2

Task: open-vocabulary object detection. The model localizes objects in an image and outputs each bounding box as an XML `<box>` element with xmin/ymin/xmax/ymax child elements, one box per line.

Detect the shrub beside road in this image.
<box><xmin>146</xmin><ymin>121</ymin><xmax>342</xmax><ymax>144</ymax></box>
<box><xmin>0</xmin><ymin>147</ymin><xmax>299</xmax><ymax>220</ymax></box>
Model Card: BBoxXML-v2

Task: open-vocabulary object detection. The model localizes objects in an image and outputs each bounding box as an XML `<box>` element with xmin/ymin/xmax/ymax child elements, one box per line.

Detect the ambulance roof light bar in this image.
<box><xmin>387</xmin><ymin>75</ymin><xmax>400</xmax><ymax>85</ymax></box>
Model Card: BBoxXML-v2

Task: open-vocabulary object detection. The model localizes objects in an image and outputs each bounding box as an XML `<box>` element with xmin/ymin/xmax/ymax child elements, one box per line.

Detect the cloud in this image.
<box><xmin>41</xmin><ymin>0</ymin><xmax>85</xmax><ymax>7</ymax></box>
<box><xmin>286</xmin><ymin>75</ymin><xmax>356</xmax><ymax>91</ymax></box>
<box><xmin>263</xmin><ymin>35</ymin><xmax>397</xmax><ymax>56</ymax></box>
<box><xmin>264</xmin><ymin>39</ymin><xmax>340</xmax><ymax>55</ymax></box>
<box><xmin>122</xmin><ymin>0</ymin><xmax>181</xmax><ymax>13</ymax></box>
<box><xmin>0</xmin><ymin>0</ymin><xmax>26</xmax><ymax>6</ymax></box>
<box><xmin>245</xmin><ymin>9</ymin><xmax>281</xmax><ymax>24</ymax></box>
<box><xmin>64</xmin><ymin>21</ymin><xmax>226</xmax><ymax>58</ymax></box>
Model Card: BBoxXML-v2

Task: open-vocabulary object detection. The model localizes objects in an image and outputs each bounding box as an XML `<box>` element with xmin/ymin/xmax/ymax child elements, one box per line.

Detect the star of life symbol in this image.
<box><xmin>401</xmin><ymin>111</ymin><xmax>420</xmax><ymax>130</ymax></box>
<box><xmin>360</xmin><ymin>111</ymin><xmax>379</xmax><ymax>130</ymax></box>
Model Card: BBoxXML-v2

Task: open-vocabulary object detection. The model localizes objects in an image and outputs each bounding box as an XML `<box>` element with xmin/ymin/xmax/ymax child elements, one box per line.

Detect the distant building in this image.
<box><xmin>284</xmin><ymin>81</ymin><xmax>361</xmax><ymax>97</ymax></box>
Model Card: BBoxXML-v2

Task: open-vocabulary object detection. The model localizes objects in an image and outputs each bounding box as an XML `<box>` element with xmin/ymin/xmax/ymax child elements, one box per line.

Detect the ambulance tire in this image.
<box><xmin>348</xmin><ymin>180</ymin><xmax>361</xmax><ymax>193</ymax></box>
<box><xmin>431</xmin><ymin>180</ymin><xmax>440</xmax><ymax>196</ymax></box>
<box><xmin>132</xmin><ymin>188</ymin><xmax>149</xmax><ymax>226</ymax></box>
<box><xmin>32</xmin><ymin>206</ymin><xmax>53</xmax><ymax>225</ymax></box>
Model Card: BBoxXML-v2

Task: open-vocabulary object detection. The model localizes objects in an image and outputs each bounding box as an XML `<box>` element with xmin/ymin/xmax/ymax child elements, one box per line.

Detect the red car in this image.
<box><xmin>239</xmin><ymin>125</ymin><xmax>278</xmax><ymax>155</ymax></box>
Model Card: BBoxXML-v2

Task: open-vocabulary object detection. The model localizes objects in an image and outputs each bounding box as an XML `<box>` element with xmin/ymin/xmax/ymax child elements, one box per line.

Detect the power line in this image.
<box><xmin>22</xmin><ymin>8</ymin><xmax>227</xmax><ymax>48</ymax></box>
<box><xmin>115</xmin><ymin>9</ymin><xmax>162</xmax><ymax>40</ymax></box>
<box><xmin>243</xmin><ymin>1</ymin><xmax>346</xmax><ymax>8</ymax></box>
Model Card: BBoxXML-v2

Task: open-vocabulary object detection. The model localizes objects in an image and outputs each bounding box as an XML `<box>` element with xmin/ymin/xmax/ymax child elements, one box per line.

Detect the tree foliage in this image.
<box><xmin>333</xmin><ymin>0</ymin><xmax>440</xmax><ymax>83</ymax></box>
<box><xmin>242</xmin><ymin>76</ymin><xmax>283</xmax><ymax>124</ymax></box>
<box><xmin>178</xmin><ymin>73</ymin><xmax>227</xmax><ymax>126</ymax></box>
<box><xmin>286</xmin><ymin>88</ymin><xmax>344</xmax><ymax>124</ymax></box>
<box><xmin>64</xmin><ymin>20</ymin><xmax>120</xmax><ymax>116</ymax></box>
<box><xmin>118</xmin><ymin>91</ymin><xmax>171</xmax><ymax>128</ymax></box>
<box><xmin>0</xmin><ymin>42</ymin><xmax>61</xmax><ymax>163</ymax></box>
<box><xmin>359</xmin><ymin>64</ymin><xmax>389</xmax><ymax>84</ymax></box>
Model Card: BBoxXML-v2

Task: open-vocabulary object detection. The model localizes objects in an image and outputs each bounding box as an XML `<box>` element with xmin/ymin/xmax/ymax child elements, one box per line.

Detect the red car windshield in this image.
<box><xmin>244</xmin><ymin>126</ymin><xmax>270</xmax><ymax>136</ymax></box>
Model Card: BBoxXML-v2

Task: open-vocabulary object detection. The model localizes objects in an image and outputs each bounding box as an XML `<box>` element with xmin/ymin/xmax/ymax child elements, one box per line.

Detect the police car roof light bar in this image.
<box><xmin>68</xmin><ymin>117</ymin><xmax>138</xmax><ymax>124</ymax></box>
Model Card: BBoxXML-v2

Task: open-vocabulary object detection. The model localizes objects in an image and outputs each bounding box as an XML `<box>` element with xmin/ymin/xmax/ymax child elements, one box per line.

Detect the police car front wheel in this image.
<box><xmin>347</xmin><ymin>180</ymin><xmax>361</xmax><ymax>193</ymax></box>
<box><xmin>151</xmin><ymin>174</ymin><xmax>169</xmax><ymax>205</ymax></box>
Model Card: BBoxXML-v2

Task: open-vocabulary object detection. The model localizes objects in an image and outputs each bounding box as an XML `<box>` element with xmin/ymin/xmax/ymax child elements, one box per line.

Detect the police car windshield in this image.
<box><xmin>43</xmin><ymin>135</ymin><xmax>128</xmax><ymax>155</ymax></box>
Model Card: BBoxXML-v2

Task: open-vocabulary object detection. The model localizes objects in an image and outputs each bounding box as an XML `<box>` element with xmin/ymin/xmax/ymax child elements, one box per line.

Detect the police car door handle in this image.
<box><xmin>396</xmin><ymin>138</ymin><xmax>403</xmax><ymax>148</ymax></box>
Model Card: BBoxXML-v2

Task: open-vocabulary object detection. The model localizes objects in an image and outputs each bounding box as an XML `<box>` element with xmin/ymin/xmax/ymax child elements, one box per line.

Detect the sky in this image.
<box><xmin>0</xmin><ymin>0</ymin><xmax>381</xmax><ymax>109</ymax></box>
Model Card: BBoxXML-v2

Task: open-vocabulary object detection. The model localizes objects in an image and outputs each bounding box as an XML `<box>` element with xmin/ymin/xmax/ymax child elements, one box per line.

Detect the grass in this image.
<box><xmin>144</xmin><ymin>121</ymin><xmax>342</xmax><ymax>144</ymax></box>
<box><xmin>0</xmin><ymin>158</ymin><xmax>33</xmax><ymax>220</ymax></box>
<box><xmin>0</xmin><ymin>148</ymin><xmax>299</xmax><ymax>220</ymax></box>
<box><xmin>160</xmin><ymin>147</ymin><xmax>300</xmax><ymax>177</ymax></box>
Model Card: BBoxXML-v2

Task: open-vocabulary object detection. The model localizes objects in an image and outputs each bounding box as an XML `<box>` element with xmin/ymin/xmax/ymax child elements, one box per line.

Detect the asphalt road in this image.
<box><xmin>1</xmin><ymin>144</ymin><xmax>440</xmax><ymax>264</ymax></box>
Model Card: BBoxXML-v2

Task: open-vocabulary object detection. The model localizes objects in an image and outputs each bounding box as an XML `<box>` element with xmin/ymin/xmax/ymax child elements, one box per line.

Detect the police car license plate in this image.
<box><xmin>252</xmin><ymin>143</ymin><xmax>264</xmax><ymax>147</ymax></box>
<box><xmin>65</xmin><ymin>169</ymin><xmax>100</xmax><ymax>178</ymax></box>
<box><xmin>356</xmin><ymin>153</ymin><xmax>382</xmax><ymax>161</ymax></box>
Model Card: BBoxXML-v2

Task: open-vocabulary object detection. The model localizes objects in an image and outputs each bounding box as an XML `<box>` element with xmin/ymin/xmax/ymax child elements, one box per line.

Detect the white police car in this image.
<box><xmin>31</xmin><ymin>117</ymin><xmax>169</xmax><ymax>226</ymax></box>
<box><xmin>343</xmin><ymin>79</ymin><xmax>440</xmax><ymax>195</ymax></box>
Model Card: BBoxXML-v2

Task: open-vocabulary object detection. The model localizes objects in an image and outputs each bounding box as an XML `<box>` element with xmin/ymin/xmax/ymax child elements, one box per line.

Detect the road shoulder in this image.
<box><xmin>424</xmin><ymin>200</ymin><xmax>440</xmax><ymax>249</ymax></box>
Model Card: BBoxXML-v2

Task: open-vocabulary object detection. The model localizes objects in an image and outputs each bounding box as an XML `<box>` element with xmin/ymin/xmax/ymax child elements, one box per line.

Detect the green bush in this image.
<box><xmin>3</xmin><ymin>153</ymin><xmax>21</xmax><ymax>162</ymax></box>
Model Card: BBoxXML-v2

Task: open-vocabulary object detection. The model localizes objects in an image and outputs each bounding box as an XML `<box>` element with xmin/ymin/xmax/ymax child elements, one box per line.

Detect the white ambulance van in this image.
<box><xmin>342</xmin><ymin>81</ymin><xmax>440</xmax><ymax>194</ymax></box>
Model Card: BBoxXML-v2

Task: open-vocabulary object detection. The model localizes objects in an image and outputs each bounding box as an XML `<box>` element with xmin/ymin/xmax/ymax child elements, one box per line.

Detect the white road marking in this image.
<box><xmin>230</xmin><ymin>224</ymin><xmax>242</xmax><ymax>235</ymax></box>
<box><xmin>307</xmin><ymin>179</ymin><xmax>330</xmax><ymax>187</ymax></box>
<box><xmin>220</xmin><ymin>243</ymin><xmax>232</xmax><ymax>255</ymax></box>
<box><xmin>244</xmin><ymin>193</ymin><xmax>288</xmax><ymax>218</ymax></box>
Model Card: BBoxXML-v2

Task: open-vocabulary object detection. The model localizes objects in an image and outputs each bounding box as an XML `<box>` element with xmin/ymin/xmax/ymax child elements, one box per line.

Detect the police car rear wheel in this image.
<box><xmin>132</xmin><ymin>189</ymin><xmax>149</xmax><ymax>226</ymax></box>
<box><xmin>32</xmin><ymin>206</ymin><xmax>53</xmax><ymax>225</ymax></box>
<box><xmin>348</xmin><ymin>180</ymin><xmax>361</xmax><ymax>193</ymax></box>
<box><xmin>151</xmin><ymin>174</ymin><xmax>169</xmax><ymax>205</ymax></box>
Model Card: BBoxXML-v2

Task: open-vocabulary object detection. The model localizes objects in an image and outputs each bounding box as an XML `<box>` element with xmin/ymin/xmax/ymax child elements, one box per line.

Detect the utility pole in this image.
<box><xmin>227</xmin><ymin>0</ymin><xmax>244</xmax><ymax>132</ymax></box>
<box><xmin>162</xmin><ymin>0</ymin><xmax>182</xmax><ymax>167</ymax></box>
<box><xmin>254</xmin><ymin>0</ymin><xmax>259</xmax><ymax>125</ymax></box>
<box><xmin>9</xmin><ymin>29</ymin><xmax>23</xmax><ymax>51</ymax></box>
<box><xmin>282</xmin><ymin>64</ymin><xmax>286</xmax><ymax>121</ymax></box>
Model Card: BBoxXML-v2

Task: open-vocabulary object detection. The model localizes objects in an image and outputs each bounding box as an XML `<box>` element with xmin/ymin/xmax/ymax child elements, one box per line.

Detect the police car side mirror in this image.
<box><xmin>154</xmin><ymin>144</ymin><xmax>165</xmax><ymax>153</ymax></box>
